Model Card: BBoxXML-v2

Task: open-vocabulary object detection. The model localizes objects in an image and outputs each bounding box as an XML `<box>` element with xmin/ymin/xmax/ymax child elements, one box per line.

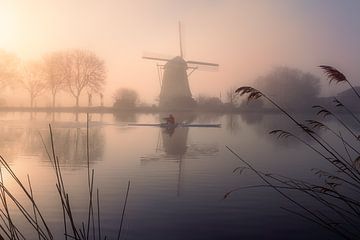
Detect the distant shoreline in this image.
<box><xmin>0</xmin><ymin>106</ymin><xmax>267</xmax><ymax>114</ymax></box>
<box><xmin>0</xmin><ymin>106</ymin><xmax>353</xmax><ymax>114</ymax></box>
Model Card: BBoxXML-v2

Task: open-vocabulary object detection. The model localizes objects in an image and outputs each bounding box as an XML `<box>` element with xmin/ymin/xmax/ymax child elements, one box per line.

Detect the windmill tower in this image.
<box><xmin>143</xmin><ymin>22</ymin><xmax>219</xmax><ymax>109</ymax></box>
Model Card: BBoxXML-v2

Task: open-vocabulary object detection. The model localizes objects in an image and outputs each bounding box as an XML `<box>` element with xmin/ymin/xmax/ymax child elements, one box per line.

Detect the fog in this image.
<box><xmin>1</xmin><ymin>0</ymin><xmax>360</xmax><ymax>106</ymax></box>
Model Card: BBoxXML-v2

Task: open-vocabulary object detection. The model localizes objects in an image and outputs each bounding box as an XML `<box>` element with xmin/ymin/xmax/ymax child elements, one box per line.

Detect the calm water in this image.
<box><xmin>0</xmin><ymin>111</ymin><xmax>350</xmax><ymax>239</ymax></box>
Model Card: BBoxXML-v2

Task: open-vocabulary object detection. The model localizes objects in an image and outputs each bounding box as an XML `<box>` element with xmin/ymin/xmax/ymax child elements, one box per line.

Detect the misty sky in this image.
<box><xmin>1</xmin><ymin>0</ymin><xmax>360</xmax><ymax>105</ymax></box>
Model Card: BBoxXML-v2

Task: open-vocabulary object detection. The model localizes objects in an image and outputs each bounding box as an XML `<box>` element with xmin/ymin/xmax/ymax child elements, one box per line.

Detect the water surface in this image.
<box><xmin>0</xmin><ymin>112</ymin><xmax>345</xmax><ymax>239</ymax></box>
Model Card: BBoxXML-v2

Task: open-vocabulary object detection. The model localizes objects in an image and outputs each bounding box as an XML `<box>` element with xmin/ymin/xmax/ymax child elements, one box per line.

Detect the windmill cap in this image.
<box><xmin>165</xmin><ymin>56</ymin><xmax>187</xmax><ymax>68</ymax></box>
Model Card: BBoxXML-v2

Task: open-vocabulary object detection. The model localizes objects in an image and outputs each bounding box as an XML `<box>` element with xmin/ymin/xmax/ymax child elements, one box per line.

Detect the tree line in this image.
<box><xmin>0</xmin><ymin>49</ymin><xmax>106</xmax><ymax>107</ymax></box>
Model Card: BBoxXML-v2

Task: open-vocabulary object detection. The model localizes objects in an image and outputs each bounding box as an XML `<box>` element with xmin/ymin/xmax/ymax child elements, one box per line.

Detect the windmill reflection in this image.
<box><xmin>141</xmin><ymin>113</ymin><xmax>219</xmax><ymax>196</ymax></box>
<box><xmin>161</xmin><ymin>127</ymin><xmax>188</xmax><ymax>196</ymax></box>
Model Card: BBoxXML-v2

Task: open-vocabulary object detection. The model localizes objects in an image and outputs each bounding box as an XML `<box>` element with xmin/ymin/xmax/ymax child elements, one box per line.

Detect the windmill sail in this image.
<box><xmin>186</xmin><ymin>60</ymin><xmax>219</xmax><ymax>67</ymax></box>
<box><xmin>142</xmin><ymin>56</ymin><xmax>171</xmax><ymax>62</ymax></box>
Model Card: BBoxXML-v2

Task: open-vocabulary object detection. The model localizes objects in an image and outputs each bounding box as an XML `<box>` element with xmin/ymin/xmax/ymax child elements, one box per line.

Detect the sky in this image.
<box><xmin>1</xmin><ymin>0</ymin><xmax>360</xmax><ymax>106</ymax></box>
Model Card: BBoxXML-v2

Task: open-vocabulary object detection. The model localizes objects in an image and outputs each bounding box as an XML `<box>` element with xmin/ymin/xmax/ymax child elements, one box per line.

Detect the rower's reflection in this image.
<box><xmin>162</xmin><ymin>127</ymin><xmax>188</xmax><ymax>155</ymax></box>
<box><xmin>163</xmin><ymin>126</ymin><xmax>175</xmax><ymax>137</ymax></box>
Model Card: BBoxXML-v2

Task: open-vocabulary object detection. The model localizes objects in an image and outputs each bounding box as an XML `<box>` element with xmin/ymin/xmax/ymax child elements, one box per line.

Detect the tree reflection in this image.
<box><xmin>22</xmin><ymin>127</ymin><xmax>44</xmax><ymax>156</ymax></box>
<box><xmin>240</xmin><ymin>112</ymin><xmax>263</xmax><ymax>125</ymax></box>
<box><xmin>0</xmin><ymin>126</ymin><xmax>26</xmax><ymax>160</ymax></box>
<box><xmin>243</xmin><ymin>113</ymin><xmax>316</xmax><ymax>147</ymax></box>
<box><xmin>114</xmin><ymin>112</ymin><xmax>137</xmax><ymax>123</ymax></box>
<box><xmin>194</xmin><ymin>113</ymin><xmax>221</xmax><ymax>124</ymax></box>
<box><xmin>225</xmin><ymin>114</ymin><xmax>241</xmax><ymax>134</ymax></box>
<box><xmin>42</xmin><ymin>127</ymin><xmax>105</xmax><ymax>167</ymax></box>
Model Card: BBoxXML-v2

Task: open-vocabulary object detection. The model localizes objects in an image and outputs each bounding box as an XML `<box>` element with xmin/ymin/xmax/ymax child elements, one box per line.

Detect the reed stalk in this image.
<box><xmin>0</xmin><ymin>114</ymin><xmax>130</xmax><ymax>239</ymax></box>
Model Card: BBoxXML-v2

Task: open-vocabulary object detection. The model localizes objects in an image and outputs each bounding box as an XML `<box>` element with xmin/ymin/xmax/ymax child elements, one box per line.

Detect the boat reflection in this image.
<box><xmin>161</xmin><ymin>127</ymin><xmax>188</xmax><ymax>155</ymax></box>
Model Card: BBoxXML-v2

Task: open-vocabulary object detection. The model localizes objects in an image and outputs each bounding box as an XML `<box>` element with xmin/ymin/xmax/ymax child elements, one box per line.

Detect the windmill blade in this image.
<box><xmin>156</xmin><ymin>64</ymin><xmax>164</xmax><ymax>88</ymax></box>
<box><xmin>186</xmin><ymin>60</ymin><xmax>219</xmax><ymax>67</ymax></box>
<box><xmin>143</xmin><ymin>56</ymin><xmax>171</xmax><ymax>62</ymax></box>
<box><xmin>142</xmin><ymin>51</ymin><xmax>174</xmax><ymax>62</ymax></box>
<box><xmin>187</xmin><ymin>63</ymin><xmax>219</xmax><ymax>72</ymax></box>
<box><xmin>179</xmin><ymin>21</ymin><xmax>183</xmax><ymax>58</ymax></box>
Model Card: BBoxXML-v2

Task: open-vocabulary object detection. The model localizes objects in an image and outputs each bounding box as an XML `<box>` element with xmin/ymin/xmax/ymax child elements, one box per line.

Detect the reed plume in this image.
<box><xmin>319</xmin><ymin>65</ymin><xmax>360</xmax><ymax>99</ymax></box>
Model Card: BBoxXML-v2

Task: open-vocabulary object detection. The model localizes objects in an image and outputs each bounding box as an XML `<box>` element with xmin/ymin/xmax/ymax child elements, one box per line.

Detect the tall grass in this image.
<box><xmin>226</xmin><ymin>66</ymin><xmax>360</xmax><ymax>240</ymax></box>
<box><xmin>0</xmin><ymin>114</ymin><xmax>130</xmax><ymax>239</ymax></box>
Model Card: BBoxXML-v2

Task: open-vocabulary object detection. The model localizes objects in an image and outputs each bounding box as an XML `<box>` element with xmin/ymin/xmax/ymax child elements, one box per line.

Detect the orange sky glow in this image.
<box><xmin>1</xmin><ymin>0</ymin><xmax>360</xmax><ymax>106</ymax></box>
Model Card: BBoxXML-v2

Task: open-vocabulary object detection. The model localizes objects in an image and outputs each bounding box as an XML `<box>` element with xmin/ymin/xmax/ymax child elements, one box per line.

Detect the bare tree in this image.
<box><xmin>254</xmin><ymin>66</ymin><xmax>320</xmax><ymax>110</ymax></box>
<box><xmin>0</xmin><ymin>49</ymin><xmax>19</xmax><ymax>90</ymax></box>
<box><xmin>43</xmin><ymin>52</ymin><xmax>67</xmax><ymax>107</ymax></box>
<box><xmin>21</xmin><ymin>61</ymin><xmax>46</xmax><ymax>108</ymax></box>
<box><xmin>99</xmin><ymin>92</ymin><xmax>104</xmax><ymax>106</ymax></box>
<box><xmin>64</xmin><ymin>50</ymin><xmax>106</xmax><ymax>107</ymax></box>
<box><xmin>196</xmin><ymin>95</ymin><xmax>222</xmax><ymax>110</ymax></box>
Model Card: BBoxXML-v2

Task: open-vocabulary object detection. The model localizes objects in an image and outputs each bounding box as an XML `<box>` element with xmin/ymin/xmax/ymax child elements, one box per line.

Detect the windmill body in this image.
<box><xmin>143</xmin><ymin>23</ymin><xmax>218</xmax><ymax>110</ymax></box>
<box><xmin>159</xmin><ymin>56</ymin><xmax>195</xmax><ymax>108</ymax></box>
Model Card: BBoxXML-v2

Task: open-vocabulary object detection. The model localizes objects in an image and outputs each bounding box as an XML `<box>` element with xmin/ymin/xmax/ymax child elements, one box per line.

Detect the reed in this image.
<box><xmin>0</xmin><ymin>114</ymin><xmax>130</xmax><ymax>239</ymax></box>
<box><xmin>227</xmin><ymin>66</ymin><xmax>360</xmax><ymax>240</ymax></box>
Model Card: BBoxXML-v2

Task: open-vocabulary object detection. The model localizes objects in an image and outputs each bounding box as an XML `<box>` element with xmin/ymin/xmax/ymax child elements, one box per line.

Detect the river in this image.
<box><xmin>0</xmin><ymin>111</ymin><xmax>353</xmax><ymax>239</ymax></box>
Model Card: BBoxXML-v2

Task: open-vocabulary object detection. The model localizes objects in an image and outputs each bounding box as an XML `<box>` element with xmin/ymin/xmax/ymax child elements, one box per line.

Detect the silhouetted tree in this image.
<box><xmin>197</xmin><ymin>95</ymin><xmax>223</xmax><ymax>110</ymax></box>
<box><xmin>113</xmin><ymin>88</ymin><xmax>139</xmax><ymax>109</ymax></box>
<box><xmin>21</xmin><ymin>61</ymin><xmax>46</xmax><ymax>108</ymax></box>
<box><xmin>64</xmin><ymin>50</ymin><xmax>106</xmax><ymax>107</ymax></box>
<box><xmin>99</xmin><ymin>92</ymin><xmax>104</xmax><ymax>106</ymax></box>
<box><xmin>255</xmin><ymin>66</ymin><xmax>320</xmax><ymax>110</ymax></box>
<box><xmin>0</xmin><ymin>49</ymin><xmax>19</xmax><ymax>90</ymax></box>
<box><xmin>43</xmin><ymin>52</ymin><xmax>67</xmax><ymax>107</ymax></box>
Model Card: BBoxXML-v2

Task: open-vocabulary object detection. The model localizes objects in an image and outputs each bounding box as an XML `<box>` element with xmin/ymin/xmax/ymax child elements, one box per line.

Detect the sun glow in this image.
<box><xmin>0</xmin><ymin>7</ymin><xmax>15</xmax><ymax>45</ymax></box>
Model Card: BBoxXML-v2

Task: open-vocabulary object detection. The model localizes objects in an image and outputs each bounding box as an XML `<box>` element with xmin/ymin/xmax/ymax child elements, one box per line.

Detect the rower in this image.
<box><xmin>164</xmin><ymin>114</ymin><xmax>175</xmax><ymax>125</ymax></box>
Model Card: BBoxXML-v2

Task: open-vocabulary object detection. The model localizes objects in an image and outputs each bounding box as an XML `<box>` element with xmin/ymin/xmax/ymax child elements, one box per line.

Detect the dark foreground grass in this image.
<box><xmin>226</xmin><ymin>65</ymin><xmax>360</xmax><ymax>240</ymax></box>
<box><xmin>0</xmin><ymin>114</ymin><xmax>130</xmax><ymax>240</ymax></box>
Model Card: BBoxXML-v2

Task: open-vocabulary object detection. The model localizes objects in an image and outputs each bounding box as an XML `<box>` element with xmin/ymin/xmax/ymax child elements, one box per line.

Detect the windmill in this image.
<box><xmin>143</xmin><ymin>22</ymin><xmax>219</xmax><ymax>109</ymax></box>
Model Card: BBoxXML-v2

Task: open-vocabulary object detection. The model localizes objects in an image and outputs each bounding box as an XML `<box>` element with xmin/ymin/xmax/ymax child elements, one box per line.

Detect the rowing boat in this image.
<box><xmin>128</xmin><ymin>123</ymin><xmax>221</xmax><ymax>128</ymax></box>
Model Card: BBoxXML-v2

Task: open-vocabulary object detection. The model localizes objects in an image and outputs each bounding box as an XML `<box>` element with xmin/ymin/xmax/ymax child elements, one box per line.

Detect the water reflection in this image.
<box><xmin>42</xmin><ymin>127</ymin><xmax>105</xmax><ymax>167</ymax></box>
<box><xmin>0</xmin><ymin>122</ymin><xmax>105</xmax><ymax>167</ymax></box>
<box><xmin>114</xmin><ymin>111</ymin><xmax>138</xmax><ymax>123</ymax></box>
<box><xmin>0</xmin><ymin>126</ymin><xmax>27</xmax><ymax>159</ymax></box>
<box><xmin>140</xmin><ymin>114</ymin><xmax>219</xmax><ymax>196</ymax></box>
<box><xmin>162</xmin><ymin>127</ymin><xmax>188</xmax><ymax>155</ymax></box>
<box><xmin>239</xmin><ymin>112</ymin><xmax>263</xmax><ymax>125</ymax></box>
<box><xmin>195</xmin><ymin>113</ymin><xmax>222</xmax><ymax>124</ymax></box>
<box><xmin>225</xmin><ymin>114</ymin><xmax>241</xmax><ymax>134</ymax></box>
<box><xmin>0</xmin><ymin>112</ymin><xmax>338</xmax><ymax>239</ymax></box>
<box><xmin>23</xmin><ymin>127</ymin><xmax>44</xmax><ymax>156</ymax></box>
<box><xmin>239</xmin><ymin>112</ymin><xmax>315</xmax><ymax>147</ymax></box>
